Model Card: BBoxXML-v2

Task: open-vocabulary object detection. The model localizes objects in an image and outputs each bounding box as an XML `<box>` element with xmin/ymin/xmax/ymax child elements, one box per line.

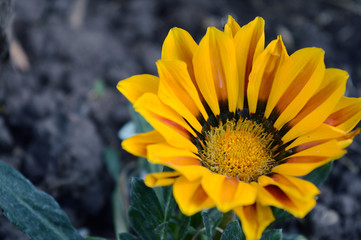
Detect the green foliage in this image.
<box><xmin>124</xmin><ymin>177</ymin><xmax>224</xmax><ymax>240</ymax></box>
<box><xmin>220</xmin><ymin>221</ymin><xmax>245</xmax><ymax>240</ymax></box>
<box><xmin>261</xmin><ymin>229</ymin><xmax>282</xmax><ymax>240</ymax></box>
<box><xmin>103</xmin><ymin>147</ymin><xmax>128</xmax><ymax>238</ymax></box>
<box><xmin>118</xmin><ymin>233</ymin><xmax>138</xmax><ymax>240</ymax></box>
<box><xmin>85</xmin><ymin>237</ymin><xmax>109</xmax><ymax>240</ymax></box>
<box><xmin>0</xmin><ymin>160</ymin><xmax>82</xmax><ymax>240</ymax></box>
<box><xmin>303</xmin><ymin>161</ymin><xmax>333</xmax><ymax>187</ymax></box>
<box><xmin>201</xmin><ymin>209</ymin><xmax>223</xmax><ymax>239</ymax></box>
<box><xmin>283</xmin><ymin>233</ymin><xmax>307</xmax><ymax>240</ymax></box>
<box><xmin>128</xmin><ymin>178</ymin><xmax>166</xmax><ymax>240</ymax></box>
<box><xmin>272</xmin><ymin>207</ymin><xmax>292</xmax><ymax>222</ymax></box>
<box><xmin>201</xmin><ymin>211</ymin><xmax>213</xmax><ymax>239</ymax></box>
<box><xmin>104</xmin><ymin>147</ymin><xmax>121</xmax><ymax>181</ymax></box>
<box><xmin>118</xmin><ymin>176</ymin><xmax>313</xmax><ymax>240</ymax></box>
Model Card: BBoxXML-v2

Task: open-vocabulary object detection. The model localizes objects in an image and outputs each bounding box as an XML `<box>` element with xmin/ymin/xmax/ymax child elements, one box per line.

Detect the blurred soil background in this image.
<box><xmin>0</xmin><ymin>0</ymin><xmax>361</xmax><ymax>239</ymax></box>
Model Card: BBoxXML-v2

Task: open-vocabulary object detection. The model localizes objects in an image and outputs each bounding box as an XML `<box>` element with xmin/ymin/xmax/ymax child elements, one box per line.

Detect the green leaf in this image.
<box><xmin>207</xmin><ymin>208</ymin><xmax>223</xmax><ymax>229</ymax></box>
<box><xmin>272</xmin><ymin>207</ymin><xmax>292</xmax><ymax>222</ymax></box>
<box><xmin>283</xmin><ymin>233</ymin><xmax>307</xmax><ymax>240</ymax></box>
<box><xmin>162</xmin><ymin>186</ymin><xmax>175</xmax><ymax>218</ymax></box>
<box><xmin>154</xmin><ymin>221</ymin><xmax>169</xmax><ymax>240</ymax></box>
<box><xmin>85</xmin><ymin>237</ymin><xmax>108</xmax><ymax>240</ymax></box>
<box><xmin>128</xmin><ymin>178</ymin><xmax>164</xmax><ymax>240</ymax></box>
<box><xmin>112</xmin><ymin>180</ymin><xmax>128</xmax><ymax>237</ymax></box>
<box><xmin>104</xmin><ymin>147</ymin><xmax>128</xmax><ymax>238</ymax></box>
<box><xmin>128</xmin><ymin>207</ymin><xmax>156</xmax><ymax>240</ymax></box>
<box><xmin>0</xmin><ymin>160</ymin><xmax>82</xmax><ymax>240</ymax></box>
<box><xmin>202</xmin><ymin>211</ymin><xmax>213</xmax><ymax>240</ymax></box>
<box><xmin>303</xmin><ymin>161</ymin><xmax>333</xmax><ymax>187</ymax></box>
<box><xmin>118</xmin><ymin>232</ymin><xmax>138</xmax><ymax>240</ymax></box>
<box><xmin>176</xmin><ymin>214</ymin><xmax>191</xmax><ymax>240</ymax></box>
<box><xmin>261</xmin><ymin>229</ymin><xmax>282</xmax><ymax>240</ymax></box>
<box><xmin>220</xmin><ymin>221</ymin><xmax>245</xmax><ymax>240</ymax></box>
<box><xmin>160</xmin><ymin>168</ymin><xmax>176</xmax><ymax>222</ymax></box>
<box><xmin>103</xmin><ymin>147</ymin><xmax>121</xmax><ymax>180</ymax></box>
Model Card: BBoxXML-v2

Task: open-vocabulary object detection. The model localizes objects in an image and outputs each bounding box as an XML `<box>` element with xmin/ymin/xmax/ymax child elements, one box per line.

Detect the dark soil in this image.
<box><xmin>0</xmin><ymin>0</ymin><xmax>360</xmax><ymax>239</ymax></box>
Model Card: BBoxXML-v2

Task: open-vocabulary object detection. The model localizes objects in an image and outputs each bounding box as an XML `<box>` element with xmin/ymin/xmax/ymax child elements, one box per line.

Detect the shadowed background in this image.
<box><xmin>0</xmin><ymin>0</ymin><xmax>360</xmax><ymax>239</ymax></box>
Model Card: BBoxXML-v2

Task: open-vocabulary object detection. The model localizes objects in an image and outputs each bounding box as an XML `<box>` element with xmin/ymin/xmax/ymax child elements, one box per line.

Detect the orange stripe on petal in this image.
<box><xmin>145</xmin><ymin>171</ymin><xmax>181</xmax><ymax>187</ymax></box>
<box><xmin>201</xmin><ymin>173</ymin><xmax>256</xmax><ymax>212</ymax></box>
<box><xmin>256</xmin><ymin>178</ymin><xmax>317</xmax><ymax>218</ymax></box>
<box><xmin>286</xmin><ymin>123</ymin><xmax>346</xmax><ymax>150</ymax></box>
<box><xmin>157</xmin><ymin>60</ymin><xmax>208</xmax><ymax>132</ymax></box>
<box><xmin>146</xmin><ymin>143</ymin><xmax>201</xmax><ymax>168</ymax></box>
<box><xmin>282</xmin><ymin>68</ymin><xmax>347</xmax><ymax>143</ymax></box>
<box><xmin>122</xmin><ymin>130</ymin><xmax>165</xmax><ymax>158</ymax></box>
<box><xmin>337</xmin><ymin>129</ymin><xmax>360</xmax><ymax>148</ymax></box>
<box><xmin>234</xmin><ymin>17</ymin><xmax>265</xmax><ymax>109</ymax></box>
<box><xmin>173</xmin><ymin>176</ymin><xmax>215</xmax><ymax>216</ymax></box>
<box><xmin>269</xmin><ymin>174</ymin><xmax>320</xmax><ymax>198</ymax></box>
<box><xmin>272</xmin><ymin>156</ymin><xmax>340</xmax><ymax>176</ymax></box>
<box><xmin>285</xmin><ymin>156</ymin><xmax>328</xmax><ymax>164</ymax></box>
<box><xmin>161</xmin><ymin>27</ymin><xmax>198</xmax><ymax>81</ymax></box>
<box><xmin>274</xmin><ymin>139</ymin><xmax>346</xmax><ymax>176</ymax></box>
<box><xmin>324</xmin><ymin>96</ymin><xmax>361</xmax><ymax>132</ymax></box>
<box><xmin>193</xmin><ymin>27</ymin><xmax>238</xmax><ymax>114</ymax></box>
<box><xmin>266</xmin><ymin>48</ymin><xmax>325</xmax><ymax>129</ymax></box>
<box><xmin>134</xmin><ymin>93</ymin><xmax>197</xmax><ymax>152</ymax></box>
<box><xmin>234</xmin><ymin>203</ymin><xmax>274</xmax><ymax>240</ymax></box>
<box><xmin>289</xmin><ymin>139</ymin><xmax>345</xmax><ymax>158</ymax></box>
<box><xmin>247</xmin><ymin>36</ymin><xmax>288</xmax><ymax>114</ymax></box>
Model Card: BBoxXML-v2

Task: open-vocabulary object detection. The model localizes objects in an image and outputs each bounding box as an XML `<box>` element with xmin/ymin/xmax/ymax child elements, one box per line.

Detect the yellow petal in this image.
<box><xmin>289</xmin><ymin>139</ymin><xmax>345</xmax><ymax>158</ymax></box>
<box><xmin>157</xmin><ymin>60</ymin><xmax>208</xmax><ymax>132</ymax></box>
<box><xmin>325</xmin><ymin>96</ymin><xmax>361</xmax><ymax>132</ymax></box>
<box><xmin>224</xmin><ymin>15</ymin><xmax>241</xmax><ymax>37</ymax></box>
<box><xmin>247</xmin><ymin>36</ymin><xmax>288</xmax><ymax>114</ymax></box>
<box><xmin>201</xmin><ymin>173</ymin><xmax>256</xmax><ymax>212</ymax></box>
<box><xmin>258</xmin><ymin>174</ymin><xmax>320</xmax><ymax>200</ymax></box>
<box><xmin>146</xmin><ymin>143</ymin><xmax>201</xmax><ymax>168</ymax></box>
<box><xmin>193</xmin><ymin>27</ymin><xmax>238</xmax><ymax>114</ymax></box>
<box><xmin>255</xmin><ymin>176</ymin><xmax>318</xmax><ymax>218</ymax></box>
<box><xmin>134</xmin><ymin>93</ymin><xmax>197</xmax><ymax>152</ymax></box>
<box><xmin>146</xmin><ymin>143</ymin><xmax>211</xmax><ymax>183</ymax></box>
<box><xmin>272</xmin><ymin>139</ymin><xmax>345</xmax><ymax>176</ymax></box>
<box><xmin>234</xmin><ymin>203</ymin><xmax>275</xmax><ymax>240</ymax></box>
<box><xmin>122</xmin><ymin>130</ymin><xmax>165</xmax><ymax>158</ymax></box>
<box><xmin>173</xmin><ymin>176</ymin><xmax>215</xmax><ymax>215</ymax></box>
<box><xmin>282</xmin><ymin>68</ymin><xmax>347</xmax><ymax>143</ymax></box>
<box><xmin>234</xmin><ymin>17</ymin><xmax>265</xmax><ymax>109</ymax></box>
<box><xmin>117</xmin><ymin>74</ymin><xmax>159</xmax><ymax>104</ymax></box>
<box><xmin>265</xmin><ymin>48</ymin><xmax>325</xmax><ymax>130</ymax></box>
<box><xmin>285</xmin><ymin>123</ymin><xmax>346</xmax><ymax>151</ymax></box>
<box><xmin>161</xmin><ymin>27</ymin><xmax>198</xmax><ymax>81</ymax></box>
<box><xmin>272</xmin><ymin>156</ymin><xmax>339</xmax><ymax>177</ymax></box>
<box><xmin>337</xmin><ymin>129</ymin><xmax>360</xmax><ymax>148</ymax></box>
<box><xmin>145</xmin><ymin>171</ymin><xmax>181</xmax><ymax>187</ymax></box>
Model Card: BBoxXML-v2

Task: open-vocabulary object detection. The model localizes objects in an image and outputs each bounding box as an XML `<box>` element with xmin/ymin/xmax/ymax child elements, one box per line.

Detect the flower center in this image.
<box><xmin>200</xmin><ymin>118</ymin><xmax>275</xmax><ymax>183</ymax></box>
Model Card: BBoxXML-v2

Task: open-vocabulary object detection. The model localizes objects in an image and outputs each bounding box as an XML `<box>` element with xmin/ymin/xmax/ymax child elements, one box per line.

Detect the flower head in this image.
<box><xmin>118</xmin><ymin>16</ymin><xmax>361</xmax><ymax>240</ymax></box>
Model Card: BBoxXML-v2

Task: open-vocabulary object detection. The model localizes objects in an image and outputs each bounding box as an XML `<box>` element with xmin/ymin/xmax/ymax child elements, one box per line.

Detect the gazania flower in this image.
<box><xmin>118</xmin><ymin>16</ymin><xmax>361</xmax><ymax>240</ymax></box>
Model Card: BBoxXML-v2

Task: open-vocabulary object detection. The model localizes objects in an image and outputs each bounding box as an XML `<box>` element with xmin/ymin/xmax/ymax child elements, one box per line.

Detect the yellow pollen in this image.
<box><xmin>200</xmin><ymin>119</ymin><xmax>275</xmax><ymax>183</ymax></box>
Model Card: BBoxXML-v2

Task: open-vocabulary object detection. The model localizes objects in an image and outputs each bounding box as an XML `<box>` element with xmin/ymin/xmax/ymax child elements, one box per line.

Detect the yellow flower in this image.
<box><xmin>118</xmin><ymin>16</ymin><xmax>361</xmax><ymax>240</ymax></box>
